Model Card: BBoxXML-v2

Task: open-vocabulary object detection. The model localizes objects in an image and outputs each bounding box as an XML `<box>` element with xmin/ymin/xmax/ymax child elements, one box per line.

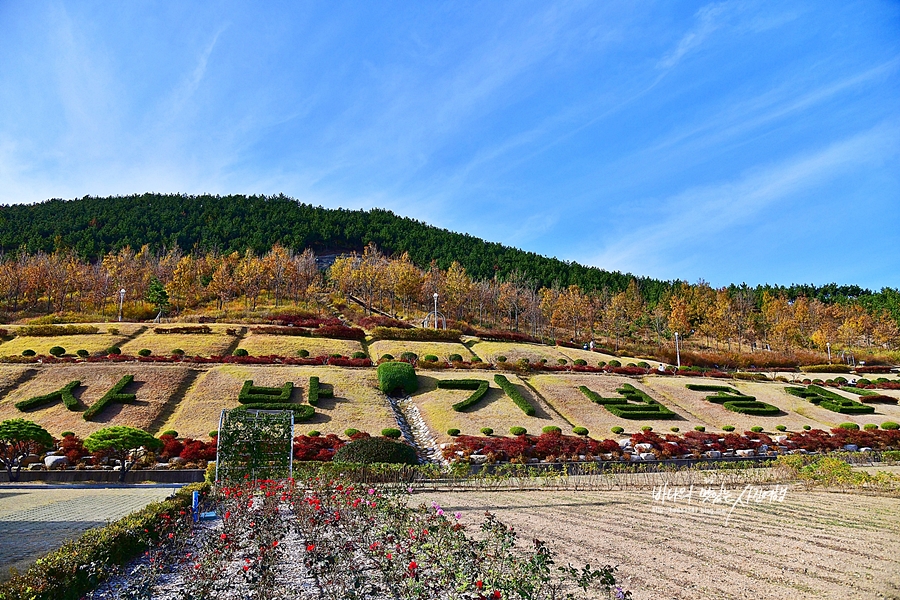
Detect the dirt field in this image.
<box><xmin>412</xmin><ymin>371</ymin><xmax>573</xmax><ymax>440</ymax></box>
<box><xmin>160</xmin><ymin>365</ymin><xmax>396</xmax><ymax>438</ymax></box>
<box><xmin>0</xmin><ymin>364</ymin><xmax>196</xmax><ymax>438</ymax></box>
<box><xmin>424</xmin><ymin>488</ymin><xmax>900</xmax><ymax>600</ymax></box>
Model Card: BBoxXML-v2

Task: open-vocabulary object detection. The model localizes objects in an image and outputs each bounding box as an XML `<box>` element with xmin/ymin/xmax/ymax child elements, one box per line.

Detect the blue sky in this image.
<box><xmin>1</xmin><ymin>1</ymin><xmax>898</xmax><ymax>290</ymax></box>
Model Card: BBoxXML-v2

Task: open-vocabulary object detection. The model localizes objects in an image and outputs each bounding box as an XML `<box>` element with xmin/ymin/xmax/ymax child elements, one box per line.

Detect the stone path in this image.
<box><xmin>0</xmin><ymin>485</ymin><xmax>180</xmax><ymax>580</ymax></box>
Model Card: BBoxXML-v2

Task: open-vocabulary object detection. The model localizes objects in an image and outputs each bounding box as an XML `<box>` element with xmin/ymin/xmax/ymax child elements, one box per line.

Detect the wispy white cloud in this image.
<box><xmin>657</xmin><ymin>2</ymin><xmax>729</xmax><ymax>69</ymax></box>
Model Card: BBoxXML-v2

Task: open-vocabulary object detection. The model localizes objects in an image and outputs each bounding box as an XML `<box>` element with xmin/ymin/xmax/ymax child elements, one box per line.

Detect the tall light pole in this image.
<box><xmin>432</xmin><ymin>293</ymin><xmax>438</xmax><ymax>330</ymax></box>
<box><xmin>117</xmin><ymin>288</ymin><xmax>126</xmax><ymax>322</ymax></box>
<box><xmin>826</xmin><ymin>342</ymin><xmax>831</xmax><ymax>364</ymax></box>
<box><xmin>674</xmin><ymin>332</ymin><xmax>681</xmax><ymax>369</ymax></box>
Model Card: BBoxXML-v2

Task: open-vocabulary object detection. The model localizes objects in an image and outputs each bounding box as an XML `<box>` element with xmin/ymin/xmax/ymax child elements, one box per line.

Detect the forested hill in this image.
<box><xmin>0</xmin><ymin>194</ymin><xmax>892</xmax><ymax>308</ymax></box>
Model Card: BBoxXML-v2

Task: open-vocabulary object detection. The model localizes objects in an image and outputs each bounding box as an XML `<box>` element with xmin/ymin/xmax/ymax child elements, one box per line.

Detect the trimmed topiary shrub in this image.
<box><xmin>344</xmin><ymin>428</ymin><xmax>360</xmax><ymax>437</ymax></box>
<box><xmin>775</xmin><ymin>425</ymin><xmax>787</xmax><ymax>432</ymax></box>
<box><xmin>351</xmin><ymin>351</ymin><xmax>368</xmax><ymax>359</ymax></box>
<box><xmin>60</xmin><ymin>431</ymin><xmax>75</xmax><ymax>438</ymax></box>
<box><xmin>557</xmin><ymin>358</ymin><xmax>567</xmax><ymax>365</ymax></box>
<box><xmin>722</xmin><ymin>425</ymin><xmax>735</xmax><ymax>432</ymax></box>
<box><xmin>83</xmin><ymin>376</ymin><xmax>136</xmax><ymax>420</ymax></box>
<box><xmin>439</xmin><ymin>379</ymin><xmax>490</xmax><ymax>412</ymax></box>
<box><xmin>670</xmin><ymin>426</ymin><xmax>680</xmax><ymax>433</ymax></box>
<box><xmin>495</xmin><ymin>355</ymin><xmax>507</xmax><ymax>363</ymax></box>
<box><xmin>16</xmin><ymin>380</ymin><xmax>81</xmax><ymax>412</ymax></box>
<box><xmin>448</xmin><ymin>353</ymin><xmax>463</xmax><ymax>363</ymax></box>
<box><xmin>750</xmin><ymin>426</ymin><xmax>764</xmax><ymax>433</ymax></box>
<box><xmin>381</xmin><ymin>428</ymin><xmax>402</xmax><ymax>439</ymax></box>
<box><xmin>637</xmin><ymin>361</ymin><xmax>651</xmax><ymax>369</ymax></box>
<box><xmin>640</xmin><ymin>425</ymin><xmax>653</xmax><ymax>432</ymax></box>
<box><xmin>298</xmin><ymin>349</ymin><xmax>310</xmax><ymax>358</ymax></box>
<box><xmin>238</xmin><ymin>381</ymin><xmax>293</xmax><ymax>404</ymax></box>
<box><xmin>574</xmin><ymin>359</ymin><xmax>587</xmax><ymax>366</ymax></box>
<box><xmin>422</xmin><ymin>354</ymin><xmax>438</xmax><ymax>363</ymax></box>
<box><xmin>209</xmin><ymin>430</ymin><xmax>218</xmax><ymax>438</ymax></box>
<box><xmin>377</xmin><ymin>361</ymin><xmax>418</xmax><ymax>395</ymax></box>
<box><xmin>694</xmin><ymin>425</ymin><xmax>706</xmax><ymax>432</ymax></box>
<box><xmin>509</xmin><ymin>426</ymin><xmax>527</xmax><ymax>436</ymax></box>
<box><xmin>803</xmin><ymin>424</ymin><xmax>811</xmax><ymax>430</ymax></box>
<box><xmin>572</xmin><ymin>426</ymin><xmax>589</xmax><ymax>436</ymax></box>
<box><xmin>471</xmin><ymin>357</ymin><xmax>482</xmax><ymax>363</ymax></box>
<box><xmin>881</xmin><ymin>421</ymin><xmax>899</xmax><ymax>430</ymax></box>
<box><xmin>542</xmin><ymin>426</ymin><xmax>562</xmax><ymax>434</ymax></box>
<box><xmin>447</xmin><ymin>428</ymin><xmax>461</xmax><ymax>436</ymax></box>
<box><xmin>172</xmin><ymin>348</ymin><xmax>185</xmax><ymax>356</ymax></box>
<box><xmin>480</xmin><ymin>427</ymin><xmax>493</xmax><ymax>436</ymax></box>
<box><xmin>137</xmin><ymin>349</ymin><xmax>151</xmax><ymax>357</ymax></box>
<box><xmin>22</xmin><ymin>349</ymin><xmax>36</xmax><ymax>357</ymax></box>
<box><xmin>161</xmin><ymin>430</ymin><xmax>178</xmax><ymax>437</ymax></box>
<box><xmin>863</xmin><ymin>423</ymin><xmax>878</xmax><ymax>430</ymax></box>
<box><xmin>380</xmin><ymin>353</ymin><xmax>394</xmax><ymax>361</ymax></box>
<box><xmin>838</xmin><ymin>422</ymin><xmax>860</xmax><ymax>430</ymax></box>
<box><xmin>307</xmin><ymin>430</ymin><xmax>320</xmax><ymax>437</ymax></box>
<box><xmin>611</xmin><ymin>426</ymin><xmax>624</xmax><ymax>435</ymax></box>
<box><xmin>608</xmin><ymin>360</ymin><xmax>621</xmax><ymax>368</ymax></box>
<box><xmin>400</xmin><ymin>351</ymin><xmax>418</xmax><ymax>362</ymax></box>
<box><xmin>494</xmin><ymin>374</ymin><xmax>536</xmax><ymax>416</ymax></box>
<box><xmin>332</xmin><ymin>437</ymin><xmax>418</xmax><ymax>465</ymax></box>
<box><xmin>107</xmin><ymin>346</ymin><xmax>121</xmax><ymax>355</ymax></box>
<box><xmin>597</xmin><ymin>361</ymin><xmax>607</xmax><ymax>367</ymax></box>
<box><xmin>76</xmin><ymin>349</ymin><xmax>90</xmax><ymax>358</ymax></box>
<box><xmin>307</xmin><ymin>376</ymin><xmax>332</xmax><ymax>406</ymax></box>
<box><xmin>49</xmin><ymin>346</ymin><xmax>66</xmax><ymax>357</ymax></box>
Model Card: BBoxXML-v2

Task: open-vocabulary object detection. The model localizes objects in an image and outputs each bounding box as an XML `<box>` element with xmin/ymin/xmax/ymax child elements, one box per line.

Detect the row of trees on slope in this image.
<box><xmin>1</xmin><ymin>243</ymin><xmax>898</xmax><ymax>355</ymax></box>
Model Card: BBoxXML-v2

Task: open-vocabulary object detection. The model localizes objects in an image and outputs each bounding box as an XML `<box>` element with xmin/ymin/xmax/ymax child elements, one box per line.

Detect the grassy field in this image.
<box><xmin>236</xmin><ymin>334</ymin><xmax>364</xmax><ymax>358</ymax></box>
<box><xmin>159</xmin><ymin>365</ymin><xmax>396</xmax><ymax>439</ymax></box>
<box><xmin>367</xmin><ymin>340</ymin><xmax>474</xmax><ymax>361</ymax></box>
<box><xmin>121</xmin><ymin>325</ymin><xmax>238</xmax><ymax>356</ymax></box>
<box><xmin>411</xmin><ymin>371</ymin><xmax>572</xmax><ymax>441</ymax></box>
<box><xmin>0</xmin><ymin>364</ymin><xmax>195</xmax><ymax>438</ymax></box>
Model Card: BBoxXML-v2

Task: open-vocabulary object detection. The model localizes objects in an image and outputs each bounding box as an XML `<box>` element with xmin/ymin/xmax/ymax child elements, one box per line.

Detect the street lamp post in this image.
<box><xmin>432</xmin><ymin>293</ymin><xmax>438</xmax><ymax>330</ymax></box>
<box><xmin>674</xmin><ymin>332</ymin><xmax>681</xmax><ymax>369</ymax></box>
<box><xmin>117</xmin><ymin>288</ymin><xmax>126</xmax><ymax>322</ymax></box>
<box><xmin>826</xmin><ymin>342</ymin><xmax>831</xmax><ymax>364</ymax></box>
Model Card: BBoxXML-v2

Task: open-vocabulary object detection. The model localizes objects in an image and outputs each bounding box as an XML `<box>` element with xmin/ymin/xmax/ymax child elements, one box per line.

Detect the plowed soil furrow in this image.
<box><xmin>425</xmin><ymin>489</ymin><xmax>900</xmax><ymax>600</ymax></box>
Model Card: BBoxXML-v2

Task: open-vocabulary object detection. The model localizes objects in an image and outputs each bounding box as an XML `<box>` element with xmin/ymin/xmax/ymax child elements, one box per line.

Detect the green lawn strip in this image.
<box><xmin>784</xmin><ymin>384</ymin><xmax>875</xmax><ymax>415</ymax></box>
<box><xmin>83</xmin><ymin>376</ymin><xmax>136</xmax><ymax>420</ymax></box>
<box><xmin>438</xmin><ymin>379</ymin><xmax>491</xmax><ymax>412</ymax></box>
<box><xmin>15</xmin><ymin>380</ymin><xmax>81</xmax><ymax>411</ymax></box>
<box><xmin>493</xmin><ymin>374</ymin><xmax>536</xmax><ymax>416</ymax></box>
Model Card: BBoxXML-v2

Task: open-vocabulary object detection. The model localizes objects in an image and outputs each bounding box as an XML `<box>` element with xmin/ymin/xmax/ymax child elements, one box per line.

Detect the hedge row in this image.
<box><xmin>493</xmin><ymin>374</ymin><xmax>536</xmax><ymax>416</ymax></box>
<box><xmin>153</xmin><ymin>325</ymin><xmax>211</xmax><ymax>334</ymax></box>
<box><xmin>578</xmin><ymin>386</ymin><xmax>628</xmax><ymax>406</ymax></box>
<box><xmin>298</xmin><ymin>325</ymin><xmax>366</xmax><ymax>341</ymax></box>
<box><xmin>17</xmin><ymin>324</ymin><xmax>99</xmax><ymax>337</ymax></box>
<box><xmin>685</xmin><ymin>384</ymin><xmax>739</xmax><ymax>393</ymax></box>
<box><xmin>605</xmin><ymin>384</ymin><xmax>677</xmax><ymax>419</ymax></box>
<box><xmin>233</xmin><ymin>403</ymin><xmax>315</xmax><ymax>420</ymax></box>
<box><xmin>307</xmin><ymin>376</ymin><xmax>333</xmax><ymax>406</ymax></box>
<box><xmin>15</xmin><ymin>380</ymin><xmax>81</xmax><ymax>412</ymax></box>
<box><xmin>799</xmin><ymin>364</ymin><xmax>853</xmax><ymax>373</ymax></box>
<box><xmin>370</xmin><ymin>327</ymin><xmax>462</xmax><ymax>342</ymax></box>
<box><xmin>785</xmin><ymin>385</ymin><xmax>875</xmax><ymax>414</ymax></box>
<box><xmin>438</xmin><ymin>379</ymin><xmax>491</xmax><ymax>411</ymax></box>
<box><xmin>238</xmin><ymin>381</ymin><xmax>293</xmax><ymax>404</ymax></box>
<box><xmin>83</xmin><ymin>375</ymin><xmax>136</xmax><ymax>421</ymax></box>
<box><xmin>0</xmin><ymin>482</ymin><xmax>209</xmax><ymax>600</ymax></box>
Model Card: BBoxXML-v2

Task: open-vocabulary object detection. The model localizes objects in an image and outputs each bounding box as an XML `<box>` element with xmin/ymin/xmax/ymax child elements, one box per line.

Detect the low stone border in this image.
<box><xmin>0</xmin><ymin>469</ymin><xmax>205</xmax><ymax>484</ymax></box>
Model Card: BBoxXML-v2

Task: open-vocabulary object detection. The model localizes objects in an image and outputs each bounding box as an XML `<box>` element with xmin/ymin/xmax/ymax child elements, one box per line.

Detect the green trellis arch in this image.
<box><xmin>215</xmin><ymin>408</ymin><xmax>294</xmax><ymax>483</ymax></box>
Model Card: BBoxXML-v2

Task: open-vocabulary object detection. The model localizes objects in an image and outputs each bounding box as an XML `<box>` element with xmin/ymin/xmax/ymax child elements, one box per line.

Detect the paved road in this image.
<box><xmin>0</xmin><ymin>485</ymin><xmax>181</xmax><ymax>580</ymax></box>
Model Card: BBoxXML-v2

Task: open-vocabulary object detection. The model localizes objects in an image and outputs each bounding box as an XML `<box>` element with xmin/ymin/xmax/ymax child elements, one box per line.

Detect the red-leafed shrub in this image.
<box><xmin>327</xmin><ymin>357</ymin><xmax>372</xmax><ymax>367</ymax></box>
<box><xmin>59</xmin><ymin>433</ymin><xmax>85</xmax><ymax>464</ymax></box>
<box><xmin>854</xmin><ymin>365</ymin><xmax>893</xmax><ymax>374</ymax></box>
<box><xmin>283</xmin><ymin>356</ymin><xmax>329</xmax><ymax>366</ymax></box>
<box><xmin>158</xmin><ymin>435</ymin><xmax>184</xmax><ymax>461</ymax></box>
<box><xmin>310</xmin><ymin>325</ymin><xmax>367</xmax><ymax>340</ymax></box>
<box><xmin>180</xmin><ymin>438</ymin><xmax>216</xmax><ymax>462</ymax></box>
<box><xmin>293</xmin><ymin>434</ymin><xmax>345</xmax><ymax>461</ymax></box>
<box><xmin>876</xmin><ymin>381</ymin><xmax>900</xmax><ymax>390</ymax></box>
<box><xmin>357</xmin><ymin>316</ymin><xmax>412</xmax><ymax>330</ymax></box>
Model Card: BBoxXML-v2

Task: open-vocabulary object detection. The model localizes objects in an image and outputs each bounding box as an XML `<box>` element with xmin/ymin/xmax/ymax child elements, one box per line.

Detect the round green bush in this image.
<box><xmin>471</xmin><ymin>357</ymin><xmax>482</xmax><ymax>363</ymax></box>
<box><xmin>557</xmin><ymin>358</ymin><xmax>567</xmax><ymax>365</ymax></box>
<box><xmin>21</xmin><ymin>349</ymin><xmax>35</xmax><ymax>357</ymax></box>
<box><xmin>637</xmin><ymin>361</ymin><xmax>650</xmax><ymax>369</ymax></box>
<box><xmin>423</xmin><ymin>354</ymin><xmax>438</xmax><ymax>362</ymax></box>
<box><xmin>509</xmin><ymin>426</ymin><xmax>527</xmax><ymax>436</ymax></box>
<box><xmin>694</xmin><ymin>425</ymin><xmax>706</xmax><ymax>432</ymax></box>
<box><xmin>750</xmin><ymin>426</ymin><xmax>764</xmax><ymax>433</ymax></box>
<box><xmin>351</xmin><ymin>351</ymin><xmax>368</xmax><ymax>359</ymax></box>
<box><xmin>670</xmin><ymin>426</ymin><xmax>680</xmax><ymax>433</ymax></box>
<box><xmin>298</xmin><ymin>349</ymin><xmax>310</xmax><ymax>358</ymax></box>
<box><xmin>172</xmin><ymin>348</ymin><xmax>185</xmax><ymax>356</ymax></box>
<box><xmin>138</xmin><ymin>348</ymin><xmax>151</xmax><ymax>357</ymax></box>
<box><xmin>161</xmin><ymin>430</ymin><xmax>178</xmax><ymax>437</ymax></box>
<box><xmin>400</xmin><ymin>351</ymin><xmax>418</xmax><ymax>362</ymax></box>
<box><xmin>308</xmin><ymin>430</ymin><xmax>321</xmax><ymax>437</ymax></box>
<box><xmin>333</xmin><ymin>437</ymin><xmax>418</xmax><ymax>465</ymax></box>
<box><xmin>539</xmin><ymin>358</ymin><xmax>548</xmax><ymax>364</ymax></box>
<box><xmin>881</xmin><ymin>421</ymin><xmax>899</xmax><ymax>431</ymax></box>
<box><xmin>107</xmin><ymin>346</ymin><xmax>121</xmax><ymax>355</ymax></box>
<box><xmin>233</xmin><ymin>348</ymin><xmax>249</xmax><ymax>357</ymax></box>
<box><xmin>447</xmin><ymin>428</ymin><xmax>461</xmax><ymax>436</ymax></box>
<box><xmin>209</xmin><ymin>430</ymin><xmax>218</xmax><ymax>438</ymax></box>
<box><xmin>626</xmin><ymin>362</ymin><xmax>636</xmax><ymax>367</ymax></box>
<box><xmin>573</xmin><ymin>359</ymin><xmax>587</xmax><ymax>366</ymax></box>
<box><xmin>377</xmin><ymin>361</ymin><xmax>418</xmax><ymax>395</ymax></box>
<box><xmin>496</xmin><ymin>355</ymin><xmax>507</xmax><ymax>363</ymax></box>
<box><xmin>838</xmin><ymin>422</ymin><xmax>860</xmax><ymax>430</ymax></box>
<box><xmin>722</xmin><ymin>425</ymin><xmax>735</xmax><ymax>432</ymax></box>
<box><xmin>448</xmin><ymin>353</ymin><xmax>463</xmax><ymax>363</ymax></box>
<box><xmin>480</xmin><ymin>427</ymin><xmax>493</xmax><ymax>436</ymax></box>
<box><xmin>344</xmin><ymin>428</ymin><xmax>360</xmax><ymax>437</ymax></box>
<box><xmin>330</xmin><ymin>353</ymin><xmax>343</xmax><ymax>359</ymax></box>
<box><xmin>60</xmin><ymin>431</ymin><xmax>75</xmax><ymax>438</ymax></box>
<box><xmin>76</xmin><ymin>349</ymin><xmax>89</xmax><ymax>358</ymax></box>
<box><xmin>572</xmin><ymin>426</ymin><xmax>589</xmax><ymax>436</ymax></box>
<box><xmin>597</xmin><ymin>361</ymin><xmax>607</xmax><ymax>367</ymax></box>
<box><xmin>608</xmin><ymin>360</ymin><xmax>621</xmax><ymax>368</ymax></box>
<box><xmin>857</xmin><ymin>378</ymin><xmax>871</xmax><ymax>385</ymax></box>
<box><xmin>641</xmin><ymin>425</ymin><xmax>653</xmax><ymax>432</ymax></box>
<box><xmin>542</xmin><ymin>426</ymin><xmax>562</xmax><ymax>434</ymax></box>
<box><xmin>49</xmin><ymin>346</ymin><xmax>66</xmax><ymax>357</ymax></box>
<box><xmin>380</xmin><ymin>353</ymin><xmax>394</xmax><ymax>361</ymax></box>
<box><xmin>863</xmin><ymin>423</ymin><xmax>878</xmax><ymax>431</ymax></box>
<box><xmin>834</xmin><ymin>376</ymin><xmax>848</xmax><ymax>384</ymax></box>
<box><xmin>775</xmin><ymin>425</ymin><xmax>787</xmax><ymax>432</ymax></box>
<box><xmin>381</xmin><ymin>428</ymin><xmax>402</xmax><ymax>439</ymax></box>
<box><xmin>803</xmin><ymin>424</ymin><xmax>811</xmax><ymax>430</ymax></box>
<box><xmin>611</xmin><ymin>426</ymin><xmax>624</xmax><ymax>435</ymax></box>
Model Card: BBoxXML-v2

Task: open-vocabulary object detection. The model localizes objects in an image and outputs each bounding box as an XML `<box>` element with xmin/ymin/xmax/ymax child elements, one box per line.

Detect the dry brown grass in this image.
<box><xmin>121</xmin><ymin>328</ymin><xmax>238</xmax><ymax>357</ymax></box>
<box><xmin>466</xmin><ymin>340</ymin><xmax>568</xmax><ymax>364</ymax></box>
<box><xmin>0</xmin><ymin>364</ymin><xmax>195</xmax><ymax>438</ymax></box>
<box><xmin>160</xmin><ymin>365</ymin><xmax>396</xmax><ymax>439</ymax></box>
<box><xmin>411</xmin><ymin>371</ymin><xmax>571</xmax><ymax>441</ymax></box>
<box><xmin>0</xmin><ymin>334</ymin><xmax>136</xmax><ymax>357</ymax></box>
<box><xmin>367</xmin><ymin>340</ymin><xmax>474</xmax><ymax>362</ymax></box>
<box><xmin>237</xmin><ymin>335</ymin><xmax>364</xmax><ymax>358</ymax></box>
